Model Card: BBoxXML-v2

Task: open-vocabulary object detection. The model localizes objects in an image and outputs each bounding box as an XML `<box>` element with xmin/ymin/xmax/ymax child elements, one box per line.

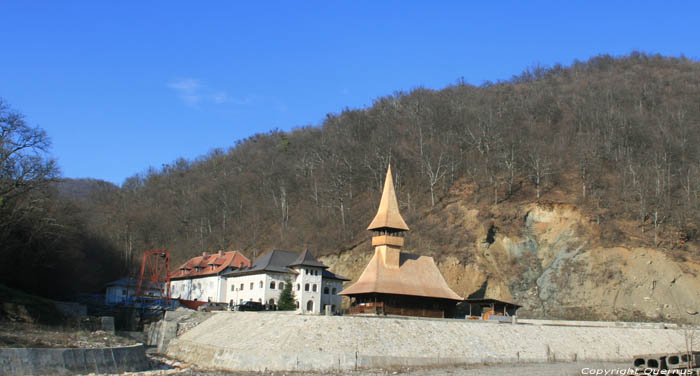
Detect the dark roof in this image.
<box><xmin>224</xmin><ymin>250</ymin><xmax>300</xmax><ymax>276</ymax></box>
<box><xmin>288</xmin><ymin>249</ymin><xmax>328</xmax><ymax>269</ymax></box>
<box><xmin>105</xmin><ymin>278</ymin><xmax>162</xmax><ymax>290</ymax></box>
<box><xmin>322</xmin><ymin>269</ymin><xmax>350</xmax><ymax>281</ymax></box>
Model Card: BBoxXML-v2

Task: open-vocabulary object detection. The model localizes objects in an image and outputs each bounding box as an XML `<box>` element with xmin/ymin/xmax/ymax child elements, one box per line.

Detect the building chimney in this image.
<box><xmin>218</xmin><ymin>250</ymin><xmax>224</xmax><ymax>256</ymax></box>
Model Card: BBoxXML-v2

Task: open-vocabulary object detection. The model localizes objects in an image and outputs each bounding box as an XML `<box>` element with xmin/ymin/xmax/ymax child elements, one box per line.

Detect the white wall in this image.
<box><xmin>226</xmin><ymin>274</ymin><xmax>265</xmax><ymax>304</ymax></box>
<box><xmin>182</xmin><ymin>268</ymin><xmax>342</xmax><ymax>313</ymax></box>
<box><xmin>171</xmin><ymin>276</ymin><xmax>225</xmax><ymax>302</ymax></box>
<box><xmin>105</xmin><ymin>285</ymin><xmax>163</xmax><ymax>304</ymax></box>
<box><xmin>105</xmin><ymin>286</ymin><xmax>132</xmax><ymax>304</ymax></box>
<box><xmin>170</xmin><ymin>279</ymin><xmax>191</xmax><ymax>300</ymax></box>
<box><xmin>225</xmin><ymin>272</ymin><xmax>292</xmax><ymax>306</ymax></box>
<box><xmin>294</xmin><ymin>267</ymin><xmax>323</xmax><ymax>314</ymax></box>
<box><xmin>321</xmin><ymin>279</ymin><xmax>343</xmax><ymax>313</ymax></box>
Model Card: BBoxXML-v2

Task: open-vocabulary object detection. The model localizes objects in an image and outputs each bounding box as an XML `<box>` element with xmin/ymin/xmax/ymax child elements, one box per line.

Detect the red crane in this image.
<box><xmin>136</xmin><ymin>249</ymin><xmax>171</xmax><ymax>298</ymax></box>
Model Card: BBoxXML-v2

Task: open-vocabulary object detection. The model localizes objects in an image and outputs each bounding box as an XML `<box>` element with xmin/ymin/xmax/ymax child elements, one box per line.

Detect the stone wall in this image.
<box><xmin>0</xmin><ymin>344</ymin><xmax>148</xmax><ymax>375</ymax></box>
<box><xmin>166</xmin><ymin>312</ymin><xmax>692</xmax><ymax>372</ymax></box>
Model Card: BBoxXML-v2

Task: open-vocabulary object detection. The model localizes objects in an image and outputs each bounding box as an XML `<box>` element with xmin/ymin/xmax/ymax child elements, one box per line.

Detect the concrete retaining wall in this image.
<box><xmin>517</xmin><ymin>318</ymin><xmax>680</xmax><ymax>329</ymax></box>
<box><xmin>0</xmin><ymin>344</ymin><xmax>149</xmax><ymax>375</ymax></box>
<box><xmin>166</xmin><ymin>312</ymin><xmax>690</xmax><ymax>372</ymax></box>
<box><xmin>145</xmin><ymin>309</ymin><xmax>201</xmax><ymax>352</ymax></box>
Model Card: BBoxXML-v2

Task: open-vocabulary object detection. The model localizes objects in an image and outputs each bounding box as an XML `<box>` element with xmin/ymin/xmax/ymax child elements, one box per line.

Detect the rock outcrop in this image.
<box><xmin>321</xmin><ymin>202</ymin><xmax>700</xmax><ymax>323</ymax></box>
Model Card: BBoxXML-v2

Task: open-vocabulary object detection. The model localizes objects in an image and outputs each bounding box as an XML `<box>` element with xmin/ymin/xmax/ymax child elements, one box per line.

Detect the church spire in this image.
<box><xmin>367</xmin><ymin>165</ymin><xmax>409</xmax><ymax>232</ymax></box>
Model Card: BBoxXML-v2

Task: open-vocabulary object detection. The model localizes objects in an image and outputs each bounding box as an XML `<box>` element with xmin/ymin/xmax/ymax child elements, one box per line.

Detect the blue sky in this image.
<box><xmin>1</xmin><ymin>2</ymin><xmax>698</xmax><ymax>185</ymax></box>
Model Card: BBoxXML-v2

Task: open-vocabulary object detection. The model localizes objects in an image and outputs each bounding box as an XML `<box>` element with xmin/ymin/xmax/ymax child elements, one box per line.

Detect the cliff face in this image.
<box><xmin>321</xmin><ymin>199</ymin><xmax>700</xmax><ymax>323</ymax></box>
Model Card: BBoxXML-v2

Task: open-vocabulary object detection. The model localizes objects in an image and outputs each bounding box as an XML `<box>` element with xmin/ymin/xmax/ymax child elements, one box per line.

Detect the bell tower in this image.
<box><xmin>367</xmin><ymin>165</ymin><xmax>409</xmax><ymax>269</ymax></box>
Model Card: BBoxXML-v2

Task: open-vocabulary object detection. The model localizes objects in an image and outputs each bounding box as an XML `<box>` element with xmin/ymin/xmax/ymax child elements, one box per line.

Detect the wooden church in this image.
<box><xmin>340</xmin><ymin>166</ymin><xmax>463</xmax><ymax>318</ymax></box>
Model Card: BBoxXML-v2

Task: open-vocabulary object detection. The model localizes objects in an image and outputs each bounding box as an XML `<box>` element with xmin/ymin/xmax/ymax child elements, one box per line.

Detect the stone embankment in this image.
<box><xmin>145</xmin><ymin>309</ymin><xmax>212</xmax><ymax>353</ymax></box>
<box><xmin>164</xmin><ymin>312</ymin><xmax>690</xmax><ymax>372</ymax></box>
<box><xmin>0</xmin><ymin>344</ymin><xmax>149</xmax><ymax>375</ymax></box>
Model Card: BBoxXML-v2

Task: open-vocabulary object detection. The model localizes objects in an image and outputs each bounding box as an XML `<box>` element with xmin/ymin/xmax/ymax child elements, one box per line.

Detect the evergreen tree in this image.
<box><xmin>277</xmin><ymin>278</ymin><xmax>296</xmax><ymax>310</ymax></box>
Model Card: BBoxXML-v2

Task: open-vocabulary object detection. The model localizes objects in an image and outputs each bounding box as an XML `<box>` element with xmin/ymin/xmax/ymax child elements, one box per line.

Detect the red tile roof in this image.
<box><xmin>170</xmin><ymin>250</ymin><xmax>251</xmax><ymax>280</ymax></box>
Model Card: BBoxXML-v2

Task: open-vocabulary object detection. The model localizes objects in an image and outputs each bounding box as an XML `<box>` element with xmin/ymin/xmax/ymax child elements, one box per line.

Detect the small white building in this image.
<box><xmin>104</xmin><ymin>278</ymin><xmax>163</xmax><ymax>304</ymax></box>
<box><xmin>169</xmin><ymin>250</ymin><xmax>251</xmax><ymax>303</ymax></box>
<box><xmin>224</xmin><ymin>250</ymin><xmax>348</xmax><ymax>314</ymax></box>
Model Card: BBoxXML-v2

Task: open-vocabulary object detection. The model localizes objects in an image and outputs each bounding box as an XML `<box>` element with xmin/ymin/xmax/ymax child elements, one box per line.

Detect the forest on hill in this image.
<box><xmin>2</xmin><ymin>52</ymin><xmax>700</xmax><ymax>298</ymax></box>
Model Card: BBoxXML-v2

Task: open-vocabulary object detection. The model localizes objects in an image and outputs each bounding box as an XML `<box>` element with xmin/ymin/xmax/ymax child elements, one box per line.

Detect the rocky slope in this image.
<box><xmin>320</xmin><ymin>197</ymin><xmax>700</xmax><ymax>324</ymax></box>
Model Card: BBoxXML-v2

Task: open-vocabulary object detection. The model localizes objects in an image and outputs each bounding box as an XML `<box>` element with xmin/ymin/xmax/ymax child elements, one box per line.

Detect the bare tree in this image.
<box><xmin>0</xmin><ymin>99</ymin><xmax>57</xmax><ymax>204</ymax></box>
<box><xmin>524</xmin><ymin>146</ymin><xmax>554</xmax><ymax>202</ymax></box>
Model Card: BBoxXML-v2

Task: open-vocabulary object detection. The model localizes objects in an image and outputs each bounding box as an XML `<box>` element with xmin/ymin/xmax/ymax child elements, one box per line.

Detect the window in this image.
<box><xmin>269</xmin><ymin>298</ymin><xmax>275</xmax><ymax>305</ymax></box>
<box><xmin>295</xmin><ymin>301</ymin><xmax>299</xmax><ymax>309</ymax></box>
<box><xmin>296</xmin><ymin>283</ymin><xmax>300</xmax><ymax>291</ymax></box>
<box><xmin>305</xmin><ymin>283</ymin><xmax>310</xmax><ymax>291</ymax></box>
<box><xmin>240</xmin><ymin>283</ymin><xmax>244</xmax><ymax>290</ymax></box>
<box><xmin>270</xmin><ymin>281</ymin><xmax>276</xmax><ymax>289</ymax></box>
<box><xmin>312</xmin><ymin>284</ymin><xmax>317</xmax><ymax>292</ymax></box>
<box><xmin>279</xmin><ymin>282</ymin><xmax>285</xmax><ymax>290</ymax></box>
<box><xmin>231</xmin><ymin>285</ymin><xmax>234</xmax><ymax>292</ymax></box>
<box><xmin>324</xmin><ymin>287</ymin><xmax>329</xmax><ymax>294</ymax></box>
<box><xmin>259</xmin><ymin>281</ymin><xmax>263</xmax><ymax>288</ymax></box>
<box><xmin>259</xmin><ymin>298</ymin><xmax>262</xmax><ymax>303</ymax></box>
<box><xmin>250</xmin><ymin>282</ymin><xmax>254</xmax><ymax>290</ymax></box>
<box><xmin>306</xmin><ymin>300</ymin><xmax>314</xmax><ymax>312</ymax></box>
<box><xmin>332</xmin><ymin>288</ymin><xmax>337</xmax><ymax>295</ymax></box>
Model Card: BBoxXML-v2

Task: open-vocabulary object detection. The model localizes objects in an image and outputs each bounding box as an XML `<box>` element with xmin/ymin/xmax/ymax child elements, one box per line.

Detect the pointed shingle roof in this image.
<box><xmin>339</xmin><ymin>251</ymin><xmax>462</xmax><ymax>300</ymax></box>
<box><xmin>224</xmin><ymin>250</ymin><xmax>299</xmax><ymax>276</ymax></box>
<box><xmin>367</xmin><ymin>165</ymin><xmax>409</xmax><ymax>231</ymax></box>
<box><xmin>288</xmin><ymin>249</ymin><xmax>328</xmax><ymax>269</ymax></box>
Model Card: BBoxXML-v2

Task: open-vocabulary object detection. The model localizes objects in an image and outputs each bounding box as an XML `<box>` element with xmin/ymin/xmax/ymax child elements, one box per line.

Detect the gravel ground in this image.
<box><xmin>0</xmin><ymin>321</ymin><xmax>140</xmax><ymax>349</ymax></box>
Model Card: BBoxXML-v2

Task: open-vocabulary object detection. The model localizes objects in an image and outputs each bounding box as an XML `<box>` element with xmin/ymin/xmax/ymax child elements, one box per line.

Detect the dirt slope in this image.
<box><xmin>321</xmin><ymin>198</ymin><xmax>700</xmax><ymax>323</ymax></box>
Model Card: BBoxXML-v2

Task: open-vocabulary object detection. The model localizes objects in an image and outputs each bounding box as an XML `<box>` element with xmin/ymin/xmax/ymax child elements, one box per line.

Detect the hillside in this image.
<box><xmin>95</xmin><ymin>52</ymin><xmax>698</xmax><ymax>323</ymax></box>
<box><xmin>320</xmin><ymin>191</ymin><xmax>700</xmax><ymax>323</ymax></box>
<box><xmin>4</xmin><ymin>52</ymin><xmax>700</xmax><ymax>323</ymax></box>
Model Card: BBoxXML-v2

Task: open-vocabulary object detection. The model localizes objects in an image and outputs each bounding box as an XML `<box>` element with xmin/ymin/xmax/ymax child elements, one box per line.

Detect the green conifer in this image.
<box><xmin>277</xmin><ymin>278</ymin><xmax>296</xmax><ymax>310</ymax></box>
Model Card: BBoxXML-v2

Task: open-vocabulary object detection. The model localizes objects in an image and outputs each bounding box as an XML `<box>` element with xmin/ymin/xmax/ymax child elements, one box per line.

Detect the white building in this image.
<box><xmin>169</xmin><ymin>250</ymin><xmax>251</xmax><ymax>303</ymax></box>
<box><xmin>224</xmin><ymin>250</ymin><xmax>348</xmax><ymax>314</ymax></box>
<box><xmin>104</xmin><ymin>278</ymin><xmax>163</xmax><ymax>304</ymax></box>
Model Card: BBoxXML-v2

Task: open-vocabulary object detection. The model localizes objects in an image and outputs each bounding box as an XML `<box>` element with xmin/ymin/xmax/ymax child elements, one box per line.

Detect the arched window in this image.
<box><xmin>295</xmin><ymin>301</ymin><xmax>299</xmax><ymax>308</ymax></box>
<box><xmin>306</xmin><ymin>300</ymin><xmax>314</xmax><ymax>312</ymax></box>
<box><xmin>258</xmin><ymin>298</ymin><xmax>262</xmax><ymax>303</ymax></box>
<box><xmin>296</xmin><ymin>283</ymin><xmax>300</xmax><ymax>291</ymax></box>
<box><xmin>279</xmin><ymin>282</ymin><xmax>285</xmax><ymax>290</ymax></box>
<box><xmin>270</xmin><ymin>281</ymin><xmax>276</xmax><ymax>289</ymax></box>
<box><xmin>324</xmin><ymin>287</ymin><xmax>329</xmax><ymax>294</ymax></box>
<box><xmin>250</xmin><ymin>282</ymin><xmax>254</xmax><ymax>289</ymax></box>
<box><xmin>305</xmin><ymin>283</ymin><xmax>310</xmax><ymax>291</ymax></box>
<box><xmin>259</xmin><ymin>281</ymin><xmax>263</xmax><ymax>288</ymax></box>
<box><xmin>312</xmin><ymin>284</ymin><xmax>317</xmax><ymax>292</ymax></box>
<box><xmin>269</xmin><ymin>298</ymin><xmax>275</xmax><ymax>305</ymax></box>
<box><xmin>240</xmin><ymin>283</ymin><xmax>244</xmax><ymax>290</ymax></box>
<box><xmin>332</xmin><ymin>288</ymin><xmax>337</xmax><ymax>294</ymax></box>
